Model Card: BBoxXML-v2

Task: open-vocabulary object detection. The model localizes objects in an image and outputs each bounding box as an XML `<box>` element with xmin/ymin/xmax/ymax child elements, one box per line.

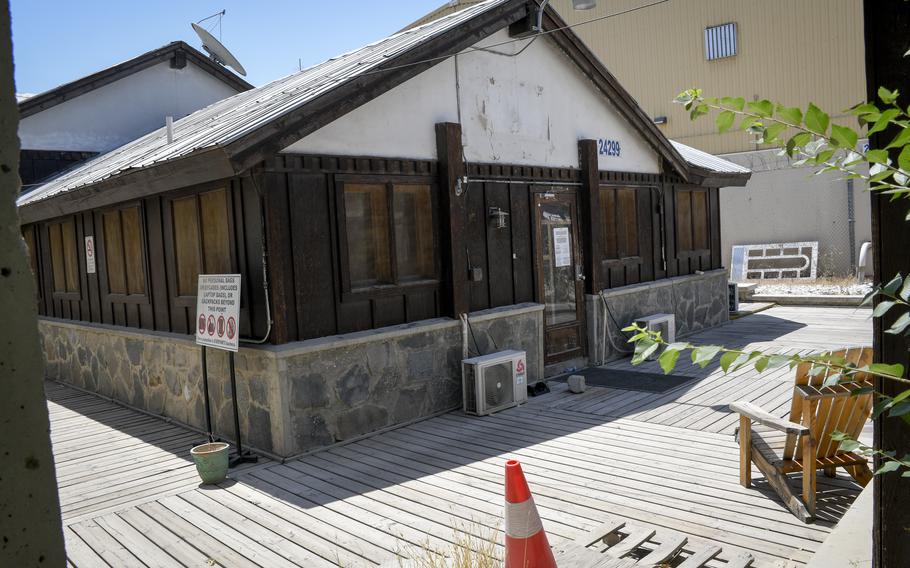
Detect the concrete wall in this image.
<box><xmin>39</xmin><ymin>303</ymin><xmax>544</xmax><ymax>457</ymax></box>
<box><xmin>283</xmin><ymin>29</ymin><xmax>661</xmax><ymax>174</ymax></box>
<box><xmin>19</xmin><ymin>61</ymin><xmax>240</xmax><ymax>152</ymax></box>
<box><xmin>586</xmin><ymin>269</ymin><xmax>730</xmax><ymax>365</ymax></box>
<box><xmin>719</xmin><ymin>147</ymin><xmax>872</xmax><ymax>277</ymax></box>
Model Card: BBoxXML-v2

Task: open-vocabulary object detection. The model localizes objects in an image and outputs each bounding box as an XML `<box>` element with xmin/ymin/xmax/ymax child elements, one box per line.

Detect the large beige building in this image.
<box><xmin>551</xmin><ymin>0</ymin><xmax>866</xmax><ymax>155</ymax></box>
<box><xmin>413</xmin><ymin>0</ymin><xmax>871</xmax><ymax>276</ymax></box>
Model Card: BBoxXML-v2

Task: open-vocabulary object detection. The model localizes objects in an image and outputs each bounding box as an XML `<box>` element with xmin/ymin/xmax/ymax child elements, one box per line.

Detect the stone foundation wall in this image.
<box><xmin>585</xmin><ymin>269</ymin><xmax>730</xmax><ymax>365</ymax></box>
<box><xmin>39</xmin><ymin>302</ymin><xmax>543</xmax><ymax>457</ymax></box>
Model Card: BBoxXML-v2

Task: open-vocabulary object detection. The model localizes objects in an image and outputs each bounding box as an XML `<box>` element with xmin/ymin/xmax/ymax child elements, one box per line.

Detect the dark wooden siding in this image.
<box><xmin>262</xmin><ymin>154</ymin><xmax>442</xmax><ymax>344</ymax></box>
<box><xmin>19</xmin><ymin>149</ymin><xmax>96</xmax><ymax>189</ymax></box>
<box><xmin>25</xmin><ymin>176</ymin><xmax>268</xmax><ymax>340</ymax></box>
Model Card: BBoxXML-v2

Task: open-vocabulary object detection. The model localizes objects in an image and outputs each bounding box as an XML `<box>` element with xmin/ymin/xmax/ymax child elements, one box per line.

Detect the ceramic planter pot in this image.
<box><xmin>190</xmin><ymin>442</ymin><xmax>230</xmax><ymax>484</ymax></box>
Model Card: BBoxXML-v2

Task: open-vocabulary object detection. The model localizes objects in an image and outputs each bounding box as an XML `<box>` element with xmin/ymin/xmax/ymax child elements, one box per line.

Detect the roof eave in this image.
<box><xmin>18</xmin><ymin>42</ymin><xmax>252</xmax><ymax>119</ymax></box>
<box><xmin>18</xmin><ymin>146</ymin><xmax>235</xmax><ymax>224</ymax></box>
<box><xmin>688</xmin><ymin>167</ymin><xmax>752</xmax><ymax>187</ymax></box>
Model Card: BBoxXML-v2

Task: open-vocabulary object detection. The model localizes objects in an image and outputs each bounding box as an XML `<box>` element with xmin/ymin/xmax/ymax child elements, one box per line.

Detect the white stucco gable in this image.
<box><xmin>19</xmin><ymin>61</ymin><xmax>242</xmax><ymax>153</ymax></box>
<box><xmin>283</xmin><ymin>28</ymin><xmax>661</xmax><ymax>174</ymax></box>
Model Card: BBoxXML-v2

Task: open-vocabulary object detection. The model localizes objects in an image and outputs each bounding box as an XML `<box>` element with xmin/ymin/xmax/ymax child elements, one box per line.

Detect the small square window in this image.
<box><xmin>705</xmin><ymin>22</ymin><xmax>737</xmax><ymax>61</ymax></box>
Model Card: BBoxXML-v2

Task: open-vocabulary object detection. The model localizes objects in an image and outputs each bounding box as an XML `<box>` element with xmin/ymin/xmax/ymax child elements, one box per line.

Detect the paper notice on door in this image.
<box><xmin>553</xmin><ymin>227</ymin><xmax>571</xmax><ymax>267</ymax></box>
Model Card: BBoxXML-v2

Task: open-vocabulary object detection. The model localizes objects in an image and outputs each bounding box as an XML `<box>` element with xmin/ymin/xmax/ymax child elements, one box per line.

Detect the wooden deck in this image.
<box><xmin>53</xmin><ymin>306</ymin><xmax>871</xmax><ymax>567</ymax></box>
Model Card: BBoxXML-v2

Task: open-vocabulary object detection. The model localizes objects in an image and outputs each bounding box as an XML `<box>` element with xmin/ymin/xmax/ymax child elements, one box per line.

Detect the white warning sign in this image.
<box><xmin>195</xmin><ymin>274</ymin><xmax>241</xmax><ymax>352</ymax></box>
<box><xmin>553</xmin><ymin>227</ymin><xmax>571</xmax><ymax>267</ymax></box>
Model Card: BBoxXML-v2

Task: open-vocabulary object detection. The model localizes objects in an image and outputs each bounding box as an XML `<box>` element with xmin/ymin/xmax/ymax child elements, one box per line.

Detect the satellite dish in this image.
<box><xmin>191</xmin><ymin>20</ymin><xmax>247</xmax><ymax>77</ymax></box>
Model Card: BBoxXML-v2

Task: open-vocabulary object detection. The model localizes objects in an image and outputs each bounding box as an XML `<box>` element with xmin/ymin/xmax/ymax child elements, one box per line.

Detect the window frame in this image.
<box><xmin>599</xmin><ymin>185</ymin><xmax>646</xmax><ymax>262</ymax></box>
<box><xmin>334</xmin><ymin>174</ymin><xmax>440</xmax><ymax>301</ymax></box>
<box><xmin>47</xmin><ymin>216</ymin><xmax>82</xmax><ymax>301</ymax></box>
<box><xmin>675</xmin><ymin>188</ymin><xmax>711</xmax><ymax>256</ymax></box>
<box><xmin>96</xmin><ymin>201</ymin><xmax>151</xmax><ymax>306</ymax></box>
<box><xmin>162</xmin><ymin>184</ymin><xmax>237</xmax><ymax>309</ymax></box>
<box><xmin>21</xmin><ymin>224</ymin><xmax>43</xmax><ymax>302</ymax></box>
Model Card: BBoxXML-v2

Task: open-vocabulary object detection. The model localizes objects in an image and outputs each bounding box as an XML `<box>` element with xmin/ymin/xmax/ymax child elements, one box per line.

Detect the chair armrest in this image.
<box><xmin>729</xmin><ymin>401</ymin><xmax>809</xmax><ymax>435</ymax></box>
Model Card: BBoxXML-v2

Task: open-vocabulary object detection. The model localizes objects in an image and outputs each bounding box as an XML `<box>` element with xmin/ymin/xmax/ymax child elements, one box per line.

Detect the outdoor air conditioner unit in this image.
<box><xmin>633</xmin><ymin>314</ymin><xmax>676</xmax><ymax>359</ymax></box>
<box><xmin>462</xmin><ymin>349</ymin><xmax>528</xmax><ymax>416</ymax></box>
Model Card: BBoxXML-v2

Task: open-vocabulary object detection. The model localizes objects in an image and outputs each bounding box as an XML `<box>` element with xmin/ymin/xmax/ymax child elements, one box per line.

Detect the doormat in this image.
<box><xmin>558</xmin><ymin>367</ymin><xmax>696</xmax><ymax>393</ymax></box>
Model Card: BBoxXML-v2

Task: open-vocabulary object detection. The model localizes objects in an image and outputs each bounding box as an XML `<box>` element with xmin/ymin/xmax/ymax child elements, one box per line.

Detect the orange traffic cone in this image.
<box><xmin>504</xmin><ymin>459</ymin><xmax>557</xmax><ymax>568</ymax></box>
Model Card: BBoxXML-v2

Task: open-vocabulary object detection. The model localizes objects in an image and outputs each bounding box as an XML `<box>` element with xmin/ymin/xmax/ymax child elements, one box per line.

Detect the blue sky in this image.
<box><xmin>11</xmin><ymin>0</ymin><xmax>447</xmax><ymax>94</ymax></box>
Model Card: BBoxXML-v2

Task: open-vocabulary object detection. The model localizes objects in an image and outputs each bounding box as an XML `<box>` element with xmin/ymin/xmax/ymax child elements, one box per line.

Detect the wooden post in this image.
<box><xmin>262</xmin><ymin>170</ymin><xmax>294</xmax><ymax>344</ymax></box>
<box><xmin>738</xmin><ymin>415</ymin><xmax>751</xmax><ymax>487</ymax></box>
<box><xmin>578</xmin><ymin>139</ymin><xmax>601</xmax><ymax>294</ymax></box>
<box><xmin>864</xmin><ymin>2</ymin><xmax>910</xmax><ymax>564</ymax></box>
<box><xmin>435</xmin><ymin>122</ymin><xmax>469</xmax><ymax>316</ymax></box>
<box><xmin>801</xmin><ymin>398</ymin><xmax>816</xmax><ymax>516</ymax></box>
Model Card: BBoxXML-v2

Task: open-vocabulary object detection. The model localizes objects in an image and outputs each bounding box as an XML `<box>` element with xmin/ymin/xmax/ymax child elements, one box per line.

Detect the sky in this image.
<box><xmin>11</xmin><ymin>0</ymin><xmax>448</xmax><ymax>95</ymax></box>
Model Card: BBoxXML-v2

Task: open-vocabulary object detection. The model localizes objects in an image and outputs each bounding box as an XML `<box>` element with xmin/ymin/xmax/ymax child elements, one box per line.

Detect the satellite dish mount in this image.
<box><xmin>191</xmin><ymin>10</ymin><xmax>247</xmax><ymax>77</ymax></box>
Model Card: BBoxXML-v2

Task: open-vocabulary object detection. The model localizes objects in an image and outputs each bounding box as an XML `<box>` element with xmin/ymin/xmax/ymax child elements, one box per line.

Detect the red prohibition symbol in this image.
<box><xmin>227</xmin><ymin>316</ymin><xmax>236</xmax><ymax>340</ymax></box>
<box><xmin>207</xmin><ymin>315</ymin><xmax>216</xmax><ymax>336</ymax></box>
<box><xmin>198</xmin><ymin>313</ymin><xmax>206</xmax><ymax>335</ymax></box>
<box><xmin>217</xmin><ymin>315</ymin><xmax>226</xmax><ymax>338</ymax></box>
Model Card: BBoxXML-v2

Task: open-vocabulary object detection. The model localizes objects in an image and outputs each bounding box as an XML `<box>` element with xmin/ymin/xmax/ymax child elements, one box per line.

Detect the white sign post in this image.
<box><xmin>194</xmin><ymin>274</ymin><xmax>256</xmax><ymax>465</ymax></box>
<box><xmin>195</xmin><ymin>274</ymin><xmax>241</xmax><ymax>352</ymax></box>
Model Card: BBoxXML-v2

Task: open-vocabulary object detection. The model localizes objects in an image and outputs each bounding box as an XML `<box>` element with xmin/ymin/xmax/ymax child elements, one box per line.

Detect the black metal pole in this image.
<box><xmin>228</xmin><ymin>351</ymin><xmax>257</xmax><ymax>467</ymax></box>
<box><xmin>200</xmin><ymin>346</ymin><xmax>214</xmax><ymax>442</ymax></box>
<box><xmin>229</xmin><ymin>351</ymin><xmax>242</xmax><ymax>455</ymax></box>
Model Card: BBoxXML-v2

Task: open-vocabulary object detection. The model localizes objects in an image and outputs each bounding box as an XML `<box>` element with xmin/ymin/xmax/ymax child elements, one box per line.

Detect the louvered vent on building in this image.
<box><xmin>704</xmin><ymin>22</ymin><xmax>737</xmax><ymax>61</ymax></box>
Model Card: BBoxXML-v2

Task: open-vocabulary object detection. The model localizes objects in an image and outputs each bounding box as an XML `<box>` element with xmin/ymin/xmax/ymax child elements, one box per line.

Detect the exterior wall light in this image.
<box><xmin>535</xmin><ymin>0</ymin><xmax>598</xmax><ymax>34</ymax></box>
<box><xmin>489</xmin><ymin>206</ymin><xmax>511</xmax><ymax>229</ymax></box>
<box><xmin>653</xmin><ymin>116</ymin><xmax>668</xmax><ymax>125</ymax></box>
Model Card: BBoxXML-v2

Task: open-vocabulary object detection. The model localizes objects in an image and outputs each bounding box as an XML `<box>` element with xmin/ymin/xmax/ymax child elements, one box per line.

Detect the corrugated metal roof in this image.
<box><xmin>670</xmin><ymin>140</ymin><xmax>751</xmax><ymax>175</ymax></box>
<box><xmin>18</xmin><ymin>0</ymin><xmax>510</xmax><ymax>208</ymax></box>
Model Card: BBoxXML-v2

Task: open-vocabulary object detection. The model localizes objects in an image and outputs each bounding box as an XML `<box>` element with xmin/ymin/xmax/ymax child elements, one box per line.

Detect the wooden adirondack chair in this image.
<box><xmin>730</xmin><ymin>346</ymin><xmax>875</xmax><ymax>523</ymax></box>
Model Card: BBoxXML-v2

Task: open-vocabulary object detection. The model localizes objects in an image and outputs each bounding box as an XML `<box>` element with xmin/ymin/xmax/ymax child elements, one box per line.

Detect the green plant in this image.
<box><xmin>623</xmin><ymin>87</ymin><xmax>910</xmax><ymax>478</ymax></box>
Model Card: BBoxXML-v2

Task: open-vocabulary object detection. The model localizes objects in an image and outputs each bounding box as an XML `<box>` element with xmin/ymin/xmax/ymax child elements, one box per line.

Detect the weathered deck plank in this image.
<box><xmin>55</xmin><ymin>306</ymin><xmax>870</xmax><ymax>567</ymax></box>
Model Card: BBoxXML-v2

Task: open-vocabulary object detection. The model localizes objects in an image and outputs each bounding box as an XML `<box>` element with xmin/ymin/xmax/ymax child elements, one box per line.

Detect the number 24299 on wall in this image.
<box><xmin>597</xmin><ymin>139</ymin><xmax>621</xmax><ymax>157</ymax></box>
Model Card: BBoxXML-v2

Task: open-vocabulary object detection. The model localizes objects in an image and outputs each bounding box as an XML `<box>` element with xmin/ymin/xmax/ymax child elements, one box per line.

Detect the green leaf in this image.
<box><xmin>830</xmin><ymin>124</ymin><xmax>859</xmax><ymax>148</ymax></box>
<box><xmin>883</xmin><ymin>274</ymin><xmax>904</xmax><ymax>296</ymax></box>
<box><xmin>691</xmin><ymin>345</ymin><xmax>722</xmax><ymax>368</ymax></box>
<box><xmin>754</xmin><ymin>356</ymin><xmax>769</xmax><ymax>373</ymax></box>
<box><xmin>658</xmin><ymin>348</ymin><xmax>680</xmax><ymax>375</ymax></box>
<box><xmin>747</xmin><ymin>99</ymin><xmax>773</xmax><ymax>118</ymax></box>
<box><xmin>875</xmin><ymin>460</ymin><xmax>902</xmax><ymax>475</ymax></box>
<box><xmin>763</xmin><ymin>123</ymin><xmax>787</xmax><ymax>143</ymax></box>
<box><xmin>805</xmin><ymin>103</ymin><xmax>830</xmax><ymax>135</ymax></box>
<box><xmin>775</xmin><ymin>105</ymin><xmax>803</xmax><ymax>126</ymax></box>
<box><xmin>838</xmin><ymin>439</ymin><xmax>863</xmax><ymax>452</ymax></box>
<box><xmin>878</xmin><ymin>86</ymin><xmax>899</xmax><ymax>105</ymax></box>
<box><xmin>766</xmin><ymin>354</ymin><xmax>791</xmax><ymax>370</ymax></box>
<box><xmin>885</xmin><ymin>127</ymin><xmax>910</xmax><ymax>150</ymax></box>
<box><xmin>891</xmin><ymin>388</ymin><xmax>910</xmax><ymax>405</ymax></box>
<box><xmin>869</xmin><ymin>362</ymin><xmax>905</xmax><ymax>378</ymax></box>
<box><xmin>632</xmin><ymin>339</ymin><xmax>660</xmax><ymax>365</ymax></box>
<box><xmin>716</xmin><ymin>110</ymin><xmax>736</xmax><ymax>133</ymax></box>
<box><xmin>720</xmin><ymin>96</ymin><xmax>745</xmax><ymax>111</ymax></box>
<box><xmin>886</xmin><ymin>312</ymin><xmax>910</xmax><ymax>335</ymax></box>
<box><xmin>739</xmin><ymin>115</ymin><xmax>760</xmax><ymax>131</ymax></box>
<box><xmin>899</xmin><ymin>145</ymin><xmax>910</xmax><ymax>173</ymax></box>
<box><xmin>868</xmin><ymin>108</ymin><xmax>901</xmax><ymax>137</ymax></box>
<box><xmin>848</xmin><ymin>102</ymin><xmax>879</xmax><ymax>117</ymax></box>
<box><xmin>719</xmin><ymin>351</ymin><xmax>738</xmax><ymax>373</ymax></box>
<box><xmin>888</xmin><ymin>401</ymin><xmax>910</xmax><ymax>418</ymax></box>
<box><xmin>690</xmin><ymin>103</ymin><xmax>710</xmax><ymax>120</ymax></box>
<box><xmin>867</xmin><ymin>149</ymin><xmax>891</xmax><ymax>164</ymax></box>
<box><xmin>873</xmin><ymin>300</ymin><xmax>897</xmax><ymax>317</ymax></box>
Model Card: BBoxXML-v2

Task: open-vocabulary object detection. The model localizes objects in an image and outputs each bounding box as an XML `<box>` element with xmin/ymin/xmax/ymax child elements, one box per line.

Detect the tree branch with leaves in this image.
<box><xmin>624</xmin><ymin>87</ymin><xmax>910</xmax><ymax>478</ymax></box>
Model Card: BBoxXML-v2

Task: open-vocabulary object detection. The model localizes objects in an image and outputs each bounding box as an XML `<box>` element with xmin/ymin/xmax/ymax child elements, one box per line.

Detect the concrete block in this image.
<box><xmin>567</xmin><ymin>374</ymin><xmax>586</xmax><ymax>393</ymax></box>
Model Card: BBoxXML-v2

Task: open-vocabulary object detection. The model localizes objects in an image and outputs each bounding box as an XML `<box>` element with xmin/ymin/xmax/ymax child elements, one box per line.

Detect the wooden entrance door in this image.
<box><xmin>533</xmin><ymin>190</ymin><xmax>586</xmax><ymax>364</ymax></box>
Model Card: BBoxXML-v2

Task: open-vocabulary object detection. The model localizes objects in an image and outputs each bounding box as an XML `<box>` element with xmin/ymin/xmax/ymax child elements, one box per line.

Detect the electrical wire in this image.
<box><xmin>361</xmin><ymin>0</ymin><xmax>671</xmax><ymax>76</ymax></box>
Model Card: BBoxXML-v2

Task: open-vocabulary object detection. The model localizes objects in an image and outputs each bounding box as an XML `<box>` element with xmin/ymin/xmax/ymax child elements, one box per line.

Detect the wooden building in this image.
<box><xmin>17</xmin><ymin>41</ymin><xmax>252</xmax><ymax>187</ymax></box>
<box><xmin>18</xmin><ymin>0</ymin><xmax>749</xmax><ymax>456</ymax></box>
